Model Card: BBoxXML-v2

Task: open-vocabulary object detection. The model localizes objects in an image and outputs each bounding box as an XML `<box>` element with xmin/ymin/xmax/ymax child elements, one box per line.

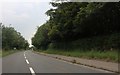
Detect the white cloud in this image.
<box><xmin>22</xmin><ymin>3</ymin><xmax>34</xmax><ymax>9</ymax></box>
<box><xmin>2</xmin><ymin>9</ymin><xmax>30</xmax><ymax>23</ymax></box>
<box><xmin>0</xmin><ymin>5</ymin><xmax>2</xmax><ymax>22</ymax></box>
<box><xmin>0</xmin><ymin>0</ymin><xmax>52</xmax><ymax>3</ymax></box>
<box><xmin>16</xmin><ymin>13</ymin><xmax>29</xmax><ymax>19</ymax></box>
<box><xmin>1</xmin><ymin>2</ymin><xmax>52</xmax><ymax>45</ymax></box>
<box><xmin>3</xmin><ymin>9</ymin><xmax>16</xmax><ymax>15</ymax></box>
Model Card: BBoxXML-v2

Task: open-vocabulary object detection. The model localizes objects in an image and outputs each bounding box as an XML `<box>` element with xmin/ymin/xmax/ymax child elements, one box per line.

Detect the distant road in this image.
<box><xmin>2</xmin><ymin>50</ymin><xmax>111</xmax><ymax>74</ymax></box>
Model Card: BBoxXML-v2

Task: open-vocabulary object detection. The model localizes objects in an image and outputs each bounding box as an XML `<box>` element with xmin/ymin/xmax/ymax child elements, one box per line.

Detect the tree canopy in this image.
<box><xmin>32</xmin><ymin>2</ymin><xmax>120</xmax><ymax>50</ymax></box>
<box><xmin>1</xmin><ymin>23</ymin><xmax>29</xmax><ymax>50</ymax></box>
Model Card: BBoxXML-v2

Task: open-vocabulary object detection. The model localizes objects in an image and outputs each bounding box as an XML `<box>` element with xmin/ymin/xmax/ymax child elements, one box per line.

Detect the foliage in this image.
<box><xmin>32</xmin><ymin>23</ymin><xmax>50</xmax><ymax>49</ymax></box>
<box><xmin>0</xmin><ymin>23</ymin><xmax>2</xmax><ymax>49</ymax></box>
<box><xmin>1</xmin><ymin>24</ymin><xmax>29</xmax><ymax>50</ymax></box>
<box><xmin>2</xmin><ymin>50</ymin><xmax>18</xmax><ymax>57</ymax></box>
<box><xmin>0</xmin><ymin>50</ymin><xmax>2</xmax><ymax>57</ymax></box>
<box><xmin>32</xmin><ymin>2</ymin><xmax>120</xmax><ymax>51</ymax></box>
<box><xmin>37</xmin><ymin>49</ymin><xmax>119</xmax><ymax>62</ymax></box>
<box><xmin>48</xmin><ymin>33</ymin><xmax>120</xmax><ymax>51</ymax></box>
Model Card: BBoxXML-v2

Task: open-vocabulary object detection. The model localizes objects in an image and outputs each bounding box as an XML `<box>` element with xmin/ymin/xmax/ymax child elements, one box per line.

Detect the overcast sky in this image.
<box><xmin>0</xmin><ymin>0</ymin><xmax>119</xmax><ymax>47</ymax></box>
<box><xmin>0</xmin><ymin>0</ymin><xmax>53</xmax><ymax>46</ymax></box>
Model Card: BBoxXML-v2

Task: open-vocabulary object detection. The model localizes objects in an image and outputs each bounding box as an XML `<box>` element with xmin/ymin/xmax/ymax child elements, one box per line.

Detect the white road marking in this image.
<box><xmin>24</xmin><ymin>53</ymin><xmax>26</xmax><ymax>57</ymax></box>
<box><xmin>25</xmin><ymin>56</ymin><xmax>26</xmax><ymax>59</ymax></box>
<box><xmin>25</xmin><ymin>59</ymin><xmax>29</xmax><ymax>64</ymax></box>
<box><xmin>24</xmin><ymin>51</ymin><xmax>27</xmax><ymax>59</ymax></box>
<box><xmin>29</xmin><ymin>67</ymin><xmax>36</xmax><ymax>75</ymax></box>
<box><xmin>24</xmin><ymin>51</ymin><xmax>36</xmax><ymax>75</ymax></box>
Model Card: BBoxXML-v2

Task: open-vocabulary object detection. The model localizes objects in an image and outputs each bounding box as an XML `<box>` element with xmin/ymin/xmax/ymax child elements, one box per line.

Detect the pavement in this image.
<box><xmin>38</xmin><ymin>52</ymin><xmax>119</xmax><ymax>73</ymax></box>
<box><xmin>2</xmin><ymin>50</ymin><xmax>116</xmax><ymax>74</ymax></box>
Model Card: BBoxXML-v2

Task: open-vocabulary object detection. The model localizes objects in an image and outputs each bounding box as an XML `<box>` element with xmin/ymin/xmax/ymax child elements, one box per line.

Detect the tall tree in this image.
<box><xmin>2</xmin><ymin>24</ymin><xmax>29</xmax><ymax>50</ymax></box>
<box><xmin>32</xmin><ymin>2</ymin><xmax>120</xmax><ymax>50</ymax></box>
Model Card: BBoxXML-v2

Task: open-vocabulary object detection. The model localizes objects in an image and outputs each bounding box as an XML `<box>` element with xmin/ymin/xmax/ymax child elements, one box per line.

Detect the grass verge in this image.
<box><xmin>0</xmin><ymin>50</ymin><xmax>2</xmax><ymax>57</ymax></box>
<box><xmin>2</xmin><ymin>50</ymin><xmax>19</xmax><ymax>57</ymax></box>
<box><xmin>36</xmin><ymin>49</ymin><xmax>119</xmax><ymax>63</ymax></box>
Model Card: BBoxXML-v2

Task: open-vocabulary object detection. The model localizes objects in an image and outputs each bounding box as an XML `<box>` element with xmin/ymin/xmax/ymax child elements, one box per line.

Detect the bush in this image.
<box><xmin>48</xmin><ymin>33</ymin><xmax>120</xmax><ymax>51</ymax></box>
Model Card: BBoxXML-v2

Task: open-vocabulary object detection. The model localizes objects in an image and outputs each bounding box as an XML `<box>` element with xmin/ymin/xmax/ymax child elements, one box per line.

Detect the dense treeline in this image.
<box><xmin>1</xmin><ymin>23</ymin><xmax>29</xmax><ymax>50</ymax></box>
<box><xmin>0</xmin><ymin>24</ymin><xmax>2</xmax><ymax>49</ymax></box>
<box><xmin>32</xmin><ymin>2</ymin><xmax>120</xmax><ymax>51</ymax></box>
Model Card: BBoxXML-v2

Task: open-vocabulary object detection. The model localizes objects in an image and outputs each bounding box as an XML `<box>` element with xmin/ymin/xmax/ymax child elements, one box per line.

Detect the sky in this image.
<box><xmin>0</xmin><ymin>0</ymin><xmax>53</xmax><ymax>47</ymax></box>
<box><xmin>0</xmin><ymin>0</ymin><xmax>119</xmax><ymax>47</ymax></box>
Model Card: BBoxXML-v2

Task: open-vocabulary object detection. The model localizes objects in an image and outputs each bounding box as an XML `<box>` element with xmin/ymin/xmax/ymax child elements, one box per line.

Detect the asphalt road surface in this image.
<box><xmin>0</xmin><ymin>57</ymin><xmax>2</xmax><ymax>75</ymax></box>
<box><xmin>2</xmin><ymin>50</ymin><xmax>112</xmax><ymax>74</ymax></box>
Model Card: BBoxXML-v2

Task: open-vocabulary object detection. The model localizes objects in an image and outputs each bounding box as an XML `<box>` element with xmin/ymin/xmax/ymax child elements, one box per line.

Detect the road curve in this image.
<box><xmin>2</xmin><ymin>50</ymin><xmax>113</xmax><ymax>74</ymax></box>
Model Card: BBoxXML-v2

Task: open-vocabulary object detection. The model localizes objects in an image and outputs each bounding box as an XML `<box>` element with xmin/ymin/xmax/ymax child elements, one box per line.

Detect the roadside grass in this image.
<box><xmin>37</xmin><ymin>49</ymin><xmax>119</xmax><ymax>63</ymax></box>
<box><xmin>0</xmin><ymin>50</ymin><xmax>2</xmax><ymax>57</ymax></box>
<box><xmin>2</xmin><ymin>50</ymin><xmax>19</xmax><ymax>57</ymax></box>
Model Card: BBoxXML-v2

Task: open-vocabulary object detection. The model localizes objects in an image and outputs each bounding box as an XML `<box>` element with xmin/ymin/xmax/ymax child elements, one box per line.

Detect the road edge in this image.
<box><xmin>33</xmin><ymin>51</ymin><xmax>119</xmax><ymax>74</ymax></box>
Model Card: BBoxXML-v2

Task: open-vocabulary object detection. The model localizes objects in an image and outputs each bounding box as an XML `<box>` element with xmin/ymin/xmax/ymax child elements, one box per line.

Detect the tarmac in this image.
<box><xmin>37</xmin><ymin>52</ymin><xmax>119</xmax><ymax>74</ymax></box>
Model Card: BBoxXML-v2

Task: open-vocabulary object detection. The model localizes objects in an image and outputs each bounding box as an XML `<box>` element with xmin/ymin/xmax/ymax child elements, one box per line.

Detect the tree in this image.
<box><xmin>32</xmin><ymin>2</ymin><xmax>120</xmax><ymax>50</ymax></box>
<box><xmin>2</xmin><ymin>24</ymin><xmax>29</xmax><ymax>50</ymax></box>
<box><xmin>32</xmin><ymin>23</ymin><xmax>50</xmax><ymax>50</ymax></box>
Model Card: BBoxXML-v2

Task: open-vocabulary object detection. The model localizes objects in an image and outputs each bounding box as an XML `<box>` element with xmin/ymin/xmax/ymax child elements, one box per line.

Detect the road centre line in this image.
<box><xmin>24</xmin><ymin>51</ymin><xmax>36</xmax><ymax>75</ymax></box>
<box><xmin>25</xmin><ymin>56</ymin><xmax>26</xmax><ymax>59</ymax></box>
<box><xmin>25</xmin><ymin>59</ymin><xmax>30</xmax><ymax>64</ymax></box>
<box><xmin>24</xmin><ymin>53</ymin><xmax>26</xmax><ymax>57</ymax></box>
<box><xmin>29</xmin><ymin>67</ymin><xmax>36</xmax><ymax>75</ymax></box>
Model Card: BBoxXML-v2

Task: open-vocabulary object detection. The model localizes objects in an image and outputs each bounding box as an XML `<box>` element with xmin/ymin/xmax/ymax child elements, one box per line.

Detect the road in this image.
<box><xmin>2</xmin><ymin>50</ymin><xmax>112</xmax><ymax>74</ymax></box>
<box><xmin>0</xmin><ymin>57</ymin><xmax>2</xmax><ymax>75</ymax></box>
